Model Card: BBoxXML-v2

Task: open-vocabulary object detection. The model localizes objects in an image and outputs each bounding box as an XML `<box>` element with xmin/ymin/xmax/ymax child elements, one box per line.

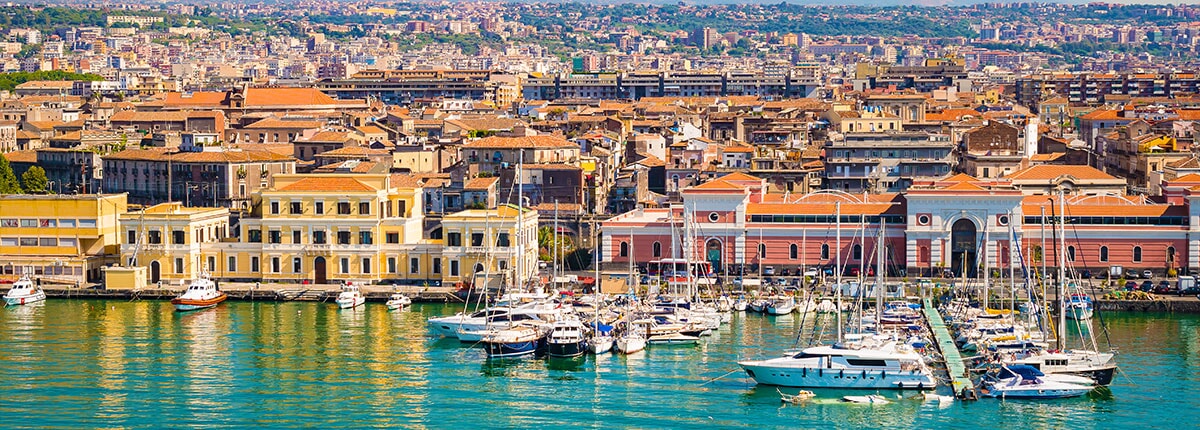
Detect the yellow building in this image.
<box><xmin>118</xmin><ymin>202</ymin><xmax>230</xmax><ymax>286</ymax></box>
<box><xmin>440</xmin><ymin>204</ymin><xmax>539</xmax><ymax>288</ymax></box>
<box><xmin>0</xmin><ymin>194</ymin><xmax>127</xmax><ymax>283</ymax></box>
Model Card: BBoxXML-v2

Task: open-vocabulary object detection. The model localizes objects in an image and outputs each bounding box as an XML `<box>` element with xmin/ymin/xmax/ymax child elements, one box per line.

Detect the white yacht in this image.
<box><xmin>1005</xmin><ymin>349</ymin><xmax>1117</xmax><ymax>385</ymax></box>
<box><xmin>170</xmin><ymin>276</ymin><xmax>226</xmax><ymax>311</ymax></box>
<box><xmin>980</xmin><ymin>365</ymin><xmax>1094</xmax><ymax>399</ymax></box>
<box><xmin>335</xmin><ymin>283</ymin><xmax>366</xmax><ymax>309</ymax></box>
<box><xmin>738</xmin><ymin>341</ymin><xmax>937</xmax><ymax>389</ymax></box>
<box><xmin>3</xmin><ymin>276</ymin><xmax>45</xmax><ymax>306</ymax></box>
<box><xmin>386</xmin><ymin>293</ymin><xmax>412</xmax><ymax>310</ymax></box>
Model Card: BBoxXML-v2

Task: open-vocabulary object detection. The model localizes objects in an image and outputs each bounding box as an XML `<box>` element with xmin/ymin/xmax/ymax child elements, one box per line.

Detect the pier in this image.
<box><xmin>923</xmin><ymin>298</ymin><xmax>975</xmax><ymax>399</ymax></box>
<box><xmin>40</xmin><ymin>282</ymin><xmax>466</xmax><ymax>303</ymax></box>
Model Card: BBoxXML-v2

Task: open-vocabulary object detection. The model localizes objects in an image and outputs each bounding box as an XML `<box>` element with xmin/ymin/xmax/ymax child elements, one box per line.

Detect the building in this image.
<box><xmin>118</xmin><ymin>203</ymin><xmax>231</xmax><ymax>285</ymax></box>
<box><xmin>824</xmin><ymin>132</ymin><xmax>955</xmax><ymax>193</ymax></box>
<box><xmin>101</xmin><ymin>146</ymin><xmax>297</xmax><ymax>209</ymax></box>
<box><xmin>0</xmin><ymin>194</ymin><xmax>127</xmax><ymax>284</ymax></box>
<box><xmin>440</xmin><ymin>204</ymin><xmax>539</xmax><ymax>288</ymax></box>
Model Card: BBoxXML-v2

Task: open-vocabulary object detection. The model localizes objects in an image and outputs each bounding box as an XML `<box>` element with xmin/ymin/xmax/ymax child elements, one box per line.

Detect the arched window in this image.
<box><xmin>790</xmin><ymin>244</ymin><xmax>798</xmax><ymax>260</ymax></box>
<box><xmin>919</xmin><ymin>246</ymin><xmax>929</xmax><ymax>264</ymax></box>
<box><xmin>1067</xmin><ymin>246</ymin><xmax>1076</xmax><ymax>262</ymax></box>
<box><xmin>821</xmin><ymin>244</ymin><xmax>830</xmax><ymax>260</ymax></box>
<box><xmin>1100</xmin><ymin>246</ymin><xmax>1109</xmax><ymax>262</ymax></box>
<box><xmin>652</xmin><ymin>241</ymin><xmax>662</xmax><ymax>258</ymax></box>
<box><xmin>1133</xmin><ymin>246</ymin><xmax>1142</xmax><ymax>263</ymax></box>
<box><xmin>619</xmin><ymin>242</ymin><xmax>628</xmax><ymax>257</ymax></box>
<box><xmin>1168</xmin><ymin>246</ymin><xmax>1176</xmax><ymax>263</ymax></box>
<box><xmin>758</xmin><ymin>243</ymin><xmax>766</xmax><ymax>259</ymax></box>
<box><xmin>853</xmin><ymin>244</ymin><xmax>862</xmax><ymax>260</ymax></box>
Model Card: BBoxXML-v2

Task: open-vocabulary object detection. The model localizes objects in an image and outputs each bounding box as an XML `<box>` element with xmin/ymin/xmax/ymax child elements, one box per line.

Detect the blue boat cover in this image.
<box><xmin>1001</xmin><ymin>364</ymin><xmax>1045</xmax><ymax>379</ymax></box>
<box><xmin>591</xmin><ymin>322</ymin><xmax>614</xmax><ymax>335</ymax></box>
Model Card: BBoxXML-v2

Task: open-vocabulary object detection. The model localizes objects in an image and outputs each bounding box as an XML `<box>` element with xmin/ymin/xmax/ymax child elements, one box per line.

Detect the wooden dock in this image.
<box><xmin>923</xmin><ymin>298</ymin><xmax>976</xmax><ymax>399</ymax></box>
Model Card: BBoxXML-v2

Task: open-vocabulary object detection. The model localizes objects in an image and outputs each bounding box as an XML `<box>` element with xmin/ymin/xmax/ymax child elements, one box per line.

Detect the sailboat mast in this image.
<box><xmin>983</xmin><ymin>216</ymin><xmax>990</xmax><ymax>309</ymax></box>
<box><xmin>1057</xmin><ymin>190</ymin><xmax>1067</xmax><ymax>351</ymax></box>
<box><xmin>875</xmin><ymin>221</ymin><xmax>884</xmax><ymax>314</ymax></box>
<box><xmin>835</xmin><ymin>201</ymin><xmax>843</xmax><ymax>343</ymax></box>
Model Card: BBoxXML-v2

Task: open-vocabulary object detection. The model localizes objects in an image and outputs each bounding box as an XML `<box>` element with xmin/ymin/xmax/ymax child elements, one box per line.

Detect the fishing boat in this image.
<box><xmin>738</xmin><ymin>341</ymin><xmax>937</xmax><ymax>389</ymax></box>
<box><xmin>481</xmin><ymin>323</ymin><xmax>548</xmax><ymax>358</ymax></box>
<box><xmin>546</xmin><ymin>319</ymin><xmax>589</xmax><ymax>358</ymax></box>
<box><xmin>2</xmin><ymin>276</ymin><xmax>45</xmax><ymax>306</ymax></box>
<box><xmin>169</xmin><ymin>276</ymin><xmax>226</xmax><ymax>311</ymax></box>
<box><xmin>616</xmin><ymin>330</ymin><xmax>647</xmax><ymax>354</ymax></box>
<box><xmin>1066</xmin><ymin>294</ymin><xmax>1093</xmax><ymax>320</ymax></box>
<box><xmin>979</xmin><ymin>365</ymin><xmax>1093</xmax><ymax>399</ymax></box>
<box><xmin>386</xmin><ymin>293</ymin><xmax>412</xmax><ymax>310</ymax></box>
<box><xmin>335</xmin><ymin>283</ymin><xmax>366</xmax><ymax>309</ymax></box>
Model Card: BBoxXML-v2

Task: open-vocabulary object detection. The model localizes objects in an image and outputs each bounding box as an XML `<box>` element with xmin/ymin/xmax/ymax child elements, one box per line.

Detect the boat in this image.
<box><xmin>335</xmin><ymin>283</ymin><xmax>366</xmax><ymax>309</ymax></box>
<box><xmin>481</xmin><ymin>323</ymin><xmax>548</xmax><ymax>358</ymax></box>
<box><xmin>3</xmin><ymin>276</ymin><xmax>46</xmax><ymax>306</ymax></box>
<box><xmin>616</xmin><ymin>330</ymin><xmax>647</xmax><ymax>354</ymax></box>
<box><xmin>1004</xmin><ymin>349</ymin><xmax>1117</xmax><ymax>385</ymax></box>
<box><xmin>738</xmin><ymin>341</ymin><xmax>937</xmax><ymax>389</ymax></box>
<box><xmin>767</xmin><ymin>297</ymin><xmax>796</xmax><ymax>315</ymax></box>
<box><xmin>979</xmin><ymin>365</ymin><xmax>1094</xmax><ymax>399</ymax></box>
<box><xmin>815</xmin><ymin>299</ymin><xmax>838</xmax><ymax>313</ymax></box>
<box><xmin>647</xmin><ymin>332</ymin><xmax>700</xmax><ymax>345</ymax></box>
<box><xmin>589</xmin><ymin>322</ymin><xmax>614</xmax><ymax>354</ymax></box>
<box><xmin>386</xmin><ymin>293</ymin><xmax>412</xmax><ymax>310</ymax></box>
<box><xmin>169</xmin><ymin>276</ymin><xmax>226</xmax><ymax>311</ymax></box>
<box><xmin>841</xmin><ymin>394</ymin><xmax>891</xmax><ymax>404</ymax></box>
<box><xmin>748</xmin><ymin>299</ymin><xmax>767</xmax><ymax>313</ymax></box>
<box><xmin>733</xmin><ymin>298</ymin><xmax>748</xmax><ymax>312</ymax></box>
<box><xmin>546</xmin><ymin>319</ymin><xmax>589</xmax><ymax>358</ymax></box>
<box><xmin>779</xmin><ymin>388</ymin><xmax>816</xmax><ymax>404</ymax></box>
<box><xmin>1066</xmin><ymin>294</ymin><xmax>1093</xmax><ymax>320</ymax></box>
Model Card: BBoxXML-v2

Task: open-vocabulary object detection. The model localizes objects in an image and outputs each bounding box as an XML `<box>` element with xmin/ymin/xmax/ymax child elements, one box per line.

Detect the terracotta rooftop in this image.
<box><xmin>243</xmin><ymin>118</ymin><xmax>326</xmax><ymax>129</ymax></box>
<box><xmin>462</xmin><ymin>135</ymin><xmax>578</xmax><ymax>149</ymax></box>
<box><xmin>277</xmin><ymin>177</ymin><xmax>376</xmax><ymax>193</ymax></box>
<box><xmin>244</xmin><ymin>88</ymin><xmax>339</xmax><ymax>107</ymax></box>
<box><xmin>1006</xmin><ymin>165</ymin><xmax>1119</xmax><ymax>181</ymax></box>
<box><xmin>464</xmin><ymin>176</ymin><xmax>499</xmax><ymax>190</ymax></box>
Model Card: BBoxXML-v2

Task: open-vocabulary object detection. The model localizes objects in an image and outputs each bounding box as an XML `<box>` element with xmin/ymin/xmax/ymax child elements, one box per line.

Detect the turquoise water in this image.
<box><xmin>0</xmin><ymin>300</ymin><xmax>1196</xmax><ymax>428</ymax></box>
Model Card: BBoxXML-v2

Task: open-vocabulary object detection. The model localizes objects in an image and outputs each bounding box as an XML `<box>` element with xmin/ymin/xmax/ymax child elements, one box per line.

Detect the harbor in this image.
<box><xmin>0</xmin><ymin>299</ymin><xmax>1195</xmax><ymax>427</ymax></box>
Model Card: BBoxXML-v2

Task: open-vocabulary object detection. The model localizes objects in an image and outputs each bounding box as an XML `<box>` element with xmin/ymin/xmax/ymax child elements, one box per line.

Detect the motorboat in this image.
<box><xmin>815</xmin><ymin>299</ymin><xmax>838</xmax><ymax>313</ymax></box>
<box><xmin>386</xmin><ymin>293</ymin><xmax>412</xmax><ymax>310</ymax></box>
<box><xmin>1066</xmin><ymin>294</ymin><xmax>1093</xmax><ymax>320</ymax></box>
<box><xmin>748</xmin><ymin>300</ymin><xmax>767</xmax><ymax>313</ymax></box>
<box><xmin>1004</xmin><ymin>349</ymin><xmax>1117</xmax><ymax>385</ymax></box>
<box><xmin>3</xmin><ymin>276</ymin><xmax>45</xmax><ymax>306</ymax></box>
<box><xmin>481</xmin><ymin>323</ymin><xmax>548</xmax><ymax>358</ymax></box>
<box><xmin>546</xmin><ymin>319</ymin><xmax>589</xmax><ymax>358</ymax></box>
<box><xmin>335</xmin><ymin>283</ymin><xmax>366</xmax><ymax>309</ymax></box>
<box><xmin>733</xmin><ymin>298</ymin><xmax>748</xmax><ymax>312</ymax></box>
<box><xmin>767</xmin><ymin>297</ymin><xmax>796</xmax><ymax>315</ymax></box>
<box><xmin>647</xmin><ymin>332</ymin><xmax>700</xmax><ymax>345</ymax></box>
<box><xmin>170</xmin><ymin>276</ymin><xmax>226</xmax><ymax>312</ymax></box>
<box><xmin>738</xmin><ymin>341</ymin><xmax>937</xmax><ymax>389</ymax></box>
<box><xmin>979</xmin><ymin>365</ymin><xmax>1094</xmax><ymax>399</ymax></box>
<box><xmin>427</xmin><ymin>307</ymin><xmax>511</xmax><ymax>338</ymax></box>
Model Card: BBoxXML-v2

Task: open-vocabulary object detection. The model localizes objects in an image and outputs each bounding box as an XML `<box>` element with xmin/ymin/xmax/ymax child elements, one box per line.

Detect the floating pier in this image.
<box><xmin>923</xmin><ymin>298</ymin><xmax>976</xmax><ymax>399</ymax></box>
<box><xmin>40</xmin><ymin>284</ymin><xmax>465</xmax><ymax>303</ymax></box>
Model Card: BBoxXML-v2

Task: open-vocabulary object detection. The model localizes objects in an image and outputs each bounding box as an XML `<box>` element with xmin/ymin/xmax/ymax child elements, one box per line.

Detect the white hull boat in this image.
<box><xmin>739</xmin><ymin>342</ymin><xmax>937</xmax><ymax>389</ymax></box>
<box><xmin>3</xmin><ymin>277</ymin><xmax>45</xmax><ymax>306</ymax></box>
<box><xmin>386</xmin><ymin>294</ymin><xmax>412</xmax><ymax>310</ymax></box>
<box><xmin>335</xmin><ymin>284</ymin><xmax>366</xmax><ymax>309</ymax></box>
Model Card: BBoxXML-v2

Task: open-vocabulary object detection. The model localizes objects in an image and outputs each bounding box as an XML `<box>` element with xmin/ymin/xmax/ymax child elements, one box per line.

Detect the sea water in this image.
<box><xmin>0</xmin><ymin>300</ymin><xmax>1196</xmax><ymax>429</ymax></box>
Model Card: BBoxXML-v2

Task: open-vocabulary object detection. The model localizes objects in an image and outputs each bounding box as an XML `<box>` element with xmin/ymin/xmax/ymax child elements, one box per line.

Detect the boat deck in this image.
<box><xmin>923</xmin><ymin>298</ymin><xmax>975</xmax><ymax>399</ymax></box>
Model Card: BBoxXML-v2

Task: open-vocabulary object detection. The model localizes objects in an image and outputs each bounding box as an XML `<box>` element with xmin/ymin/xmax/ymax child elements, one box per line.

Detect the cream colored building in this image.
<box><xmin>118</xmin><ymin>202</ymin><xmax>231</xmax><ymax>285</ymax></box>
<box><xmin>0</xmin><ymin>194</ymin><xmax>127</xmax><ymax>283</ymax></box>
<box><xmin>440</xmin><ymin>204</ymin><xmax>539</xmax><ymax>288</ymax></box>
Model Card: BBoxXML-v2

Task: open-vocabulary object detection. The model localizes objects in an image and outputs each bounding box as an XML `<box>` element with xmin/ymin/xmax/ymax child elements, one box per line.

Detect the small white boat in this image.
<box><xmin>733</xmin><ymin>299</ymin><xmax>748</xmax><ymax>312</ymax></box>
<box><xmin>980</xmin><ymin>365</ymin><xmax>1094</xmax><ymax>399</ymax></box>
<box><xmin>1066</xmin><ymin>294</ymin><xmax>1093</xmax><ymax>321</ymax></box>
<box><xmin>815</xmin><ymin>299</ymin><xmax>838</xmax><ymax>313</ymax></box>
<box><xmin>386</xmin><ymin>293</ymin><xmax>411</xmax><ymax>310</ymax></box>
<box><xmin>779</xmin><ymin>388</ymin><xmax>816</xmax><ymax>404</ymax></box>
<box><xmin>767</xmin><ymin>297</ymin><xmax>796</xmax><ymax>315</ymax></box>
<box><xmin>647</xmin><ymin>332</ymin><xmax>700</xmax><ymax>345</ymax></box>
<box><xmin>616</xmin><ymin>331</ymin><xmax>647</xmax><ymax>354</ymax></box>
<box><xmin>841</xmin><ymin>394</ymin><xmax>891</xmax><ymax>404</ymax></box>
<box><xmin>3</xmin><ymin>276</ymin><xmax>45</xmax><ymax>306</ymax></box>
<box><xmin>590</xmin><ymin>334</ymin><xmax>614</xmax><ymax>354</ymax></box>
<box><xmin>170</xmin><ymin>276</ymin><xmax>226</xmax><ymax>311</ymax></box>
<box><xmin>335</xmin><ymin>283</ymin><xmax>366</xmax><ymax>309</ymax></box>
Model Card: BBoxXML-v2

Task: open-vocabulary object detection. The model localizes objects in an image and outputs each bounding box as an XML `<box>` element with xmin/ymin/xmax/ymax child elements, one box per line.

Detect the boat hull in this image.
<box><xmin>4</xmin><ymin>292</ymin><xmax>46</xmax><ymax>306</ymax></box>
<box><xmin>170</xmin><ymin>293</ymin><xmax>227</xmax><ymax>312</ymax></box>
<box><xmin>547</xmin><ymin>340</ymin><xmax>588</xmax><ymax>358</ymax></box>
<box><xmin>336</xmin><ymin>297</ymin><xmax>365</xmax><ymax>309</ymax></box>
<box><xmin>981</xmin><ymin>387</ymin><xmax>1091</xmax><ymax>399</ymax></box>
<box><xmin>589</xmin><ymin>336</ymin><xmax>614</xmax><ymax>354</ymax></box>
<box><xmin>616</xmin><ymin>337</ymin><xmax>646</xmax><ymax>354</ymax></box>
<box><xmin>738</xmin><ymin>363</ymin><xmax>936</xmax><ymax>389</ymax></box>
<box><xmin>484</xmin><ymin>340</ymin><xmax>541</xmax><ymax>358</ymax></box>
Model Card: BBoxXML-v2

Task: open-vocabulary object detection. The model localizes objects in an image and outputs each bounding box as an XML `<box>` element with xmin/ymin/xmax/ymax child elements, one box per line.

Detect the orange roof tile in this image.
<box><xmin>244</xmin><ymin>88</ymin><xmax>339</xmax><ymax>107</ymax></box>
<box><xmin>943</xmin><ymin>173</ymin><xmax>979</xmax><ymax>182</ymax></box>
<box><xmin>687</xmin><ymin>179</ymin><xmax>743</xmax><ymax>191</ymax></box>
<box><xmin>464</xmin><ymin>176</ymin><xmax>499</xmax><ymax>190</ymax></box>
<box><xmin>1006</xmin><ymin>165</ymin><xmax>1118</xmax><ymax>181</ymax></box>
<box><xmin>277</xmin><ymin>177</ymin><xmax>376</xmax><ymax>193</ymax></box>
<box><xmin>462</xmin><ymin>135</ymin><xmax>578</xmax><ymax>149</ymax></box>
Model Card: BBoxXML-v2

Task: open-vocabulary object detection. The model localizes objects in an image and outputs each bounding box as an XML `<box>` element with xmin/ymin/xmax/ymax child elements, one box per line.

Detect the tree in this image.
<box><xmin>0</xmin><ymin>154</ymin><xmax>22</xmax><ymax>194</ymax></box>
<box><xmin>21</xmin><ymin>166</ymin><xmax>48</xmax><ymax>194</ymax></box>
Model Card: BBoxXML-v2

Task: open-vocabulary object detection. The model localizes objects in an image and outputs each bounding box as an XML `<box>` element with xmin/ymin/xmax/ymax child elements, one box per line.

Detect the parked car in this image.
<box><xmin>1140</xmin><ymin>280</ymin><xmax>1155</xmax><ymax>292</ymax></box>
<box><xmin>1079</xmin><ymin>270</ymin><xmax>1092</xmax><ymax>279</ymax></box>
<box><xmin>763</xmin><ymin>266</ymin><xmax>775</xmax><ymax>276</ymax></box>
<box><xmin>803</xmin><ymin>267</ymin><xmax>819</xmax><ymax>277</ymax></box>
<box><xmin>1125</xmin><ymin>271</ymin><xmax>1140</xmax><ymax>280</ymax></box>
<box><xmin>1124</xmin><ymin>280</ymin><xmax>1139</xmax><ymax>291</ymax></box>
<box><xmin>1181</xmin><ymin>286</ymin><xmax>1200</xmax><ymax>295</ymax></box>
<box><xmin>780</xmin><ymin>268</ymin><xmax>791</xmax><ymax>277</ymax></box>
<box><xmin>1143</xmin><ymin>270</ymin><xmax>1155</xmax><ymax>279</ymax></box>
<box><xmin>1154</xmin><ymin>281</ymin><xmax>1177</xmax><ymax>294</ymax></box>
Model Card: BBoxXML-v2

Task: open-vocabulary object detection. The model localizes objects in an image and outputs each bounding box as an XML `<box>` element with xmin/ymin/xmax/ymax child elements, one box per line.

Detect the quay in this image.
<box><xmin>923</xmin><ymin>298</ymin><xmax>976</xmax><ymax>399</ymax></box>
<box><xmin>40</xmin><ymin>282</ymin><xmax>466</xmax><ymax>303</ymax></box>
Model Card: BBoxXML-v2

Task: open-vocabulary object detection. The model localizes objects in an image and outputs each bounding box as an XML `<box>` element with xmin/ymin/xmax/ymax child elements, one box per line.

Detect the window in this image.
<box><xmin>496</xmin><ymin>233</ymin><xmax>510</xmax><ymax>247</ymax></box>
<box><xmin>290</xmin><ymin>201</ymin><xmax>302</xmax><ymax>214</ymax></box>
<box><xmin>59</xmin><ymin>238</ymin><xmax>75</xmax><ymax>247</ymax></box>
<box><xmin>39</xmin><ymin>219</ymin><xmax>56</xmax><ymax>228</ymax></box>
<box><xmin>821</xmin><ymin>244</ymin><xmax>830</xmax><ymax>260</ymax></box>
<box><xmin>790</xmin><ymin>244</ymin><xmax>798</xmax><ymax>260</ymax></box>
<box><xmin>313</xmin><ymin>230</ymin><xmax>326</xmax><ymax>244</ymax></box>
<box><xmin>207</xmin><ymin>256</ymin><xmax>216</xmax><ymax>272</ymax></box>
<box><xmin>39</xmin><ymin>238</ymin><xmax>56</xmax><ymax>246</ymax></box>
<box><xmin>1100</xmin><ymin>246</ymin><xmax>1109</xmax><ymax>262</ymax></box>
<box><xmin>1168</xmin><ymin>246</ymin><xmax>1177</xmax><ymax>263</ymax></box>
<box><xmin>337</xmin><ymin>231</ymin><xmax>351</xmax><ymax>245</ymax></box>
<box><xmin>386</xmin><ymin>232</ymin><xmax>399</xmax><ymax>244</ymax></box>
<box><xmin>759</xmin><ymin>243</ymin><xmax>766</xmax><ymax>258</ymax></box>
<box><xmin>362</xmin><ymin>258</ymin><xmax>371</xmax><ymax>274</ymax></box>
<box><xmin>78</xmin><ymin>219</ymin><xmax>96</xmax><ymax>228</ymax></box>
<box><xmin>149</xmin><ymin>230</ymin><xmax>162</xmax><ymax>244</ymax></box>
<box><xmin>167</xmin><ymin>230</ymin><xmax>183</xmax><ymax>245</ymax></box>
<box><xmin>0</xmin><ymin>219</ymin><xmax>16</xmax><ymax>227</ymax></box>
<box><xmin>360</xmin><ymin>231</ymin><xmax>372</xmax><ymax>245</ymax></box>
<box><xmin>292</xmin><ymin>230</ymin><xmax>302</xmax><ymax>244</ymax></box>
<box><xmin>619</xmin><ymin>242</ymin><xmax>628</xmax><ymax>257</ymax></box>
<box><xmin>270</xmin><ymin>201</ymin><xmax>280</xmax><ymax>214</ymax></box>
<box><xmin>853</xmin><ymin>244</ymin><xmax>862</xmax><ymax>260</ymax></box>
<box><xmin>59</xmin><ymin>219</ymin><xmax>75</xmax><ymax>228</ymax></box>
<box><xmin>433</xmin><ymin>258</ymin><xmax>441</xmax><ymax>274</ymax></box>
<box><xmin>410</xmin><ymin>257</ymin><xmax>420</xmax><ymax>274</ymax></box>
<box><xmin>471</xmin><ymin>233</ymin><xmax>484</xmax><ymax>247</ymax></box>
<box><xmin>450</xmin><ymin>260</ymin><xmax>459</xmax><ymax>277</ymax></box>
<box><xmin>387</xmin><ymin>257</ymin><xmax>397</xmax><ymax>274</ymax></box>
<box><xmin>447</xmin><ymin>232</ymin><xmax>462</xmax><ymax>247</ymax></box>
<box><xmin>1</xmin><ymin>238</ymin><xmax>16</xmax><ymax>246</ymax></box>
<box><xmin>19</xmin><ymin>238</ymin><xmax>36</xmax><ymax>246</ymax></box>
<box><xmin>250</xmin><ymin>257</ymin><xmax>260</xmax><ymax>272</ymax></box>
<box><xmin>227</xmin><ymin>256</ymin><xmax>237</xmax><ymax>272</ymax></box>
<box><xmin>652</xmin><ymin>241</ymin><xmax>662</xmax><ymax>258</ymax></box>
<box><xmin>268</xmin><ymin>230</ymin><xmax>282</xmax><ymax>244</ymax></box>
<box><xmin>293</xmin><ymin>257</ymin><xmax>302</xmax><ymax>273</ymax></box>
<box><xmin>315</xmin><ymin>201</ymin><xmax>324</xmax><ymax>214</ymax></box>
<box><xmin>709</xmin><ymin>212</ymin><xmax>720</xmax><ymax>222</ymax></box>
<box><xmin>1067</xmin><ymin>246</ymin><xmax>1076</xmax><ymax>262</ymax></box>
<box><xmin>127</xmin><ymin>230</ymin><xmax>137</xmax><ymax>244</ymax></box>
<box><xmin>174</xmin><ymin>258</ymin><xmax>184</xmax><ymax>274</ymax></box>
<box><xmin>20</xmin><ymin>219</ymin><xmax>36</xmax><ymax>228</ymax></box>
<box><xmin>1133</xmin><ymin>246</ymin><xmax>1143</xmax><ymax>263</ymax></box>
<box><xmin>359</xmin><ymin>202</ymin><xmax>370</xmax><ymax>215</ymax></box>
<box><xmin>248</xmin><ymin>229</ymin><xmax>262</xmax><ymax>243</ymax></box>
<box><xmin>271</xmin><ymin>257</ymin><xmax>280</xmax><ymax>273</ymax></box>
<box><xmin>340</xmin><ymin>258</ymin><xmax>349</xmax><ymax>274</ymax></box>
<box><xmin>338</xmin><ymin>202</ymin><xmax>351</xmax><ymax>215</ymax></box>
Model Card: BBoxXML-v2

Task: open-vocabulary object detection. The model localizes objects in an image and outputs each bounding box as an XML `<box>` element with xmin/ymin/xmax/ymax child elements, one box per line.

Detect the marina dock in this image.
<box><xmin>923</xmin><ymin>298</ymin><xmax>976</xmax><ymax>399</ymax></box>
<box><xmin>39</xmin><ymin>283</ymin><xmax>466</xmax><ymax>303</ymax></box>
